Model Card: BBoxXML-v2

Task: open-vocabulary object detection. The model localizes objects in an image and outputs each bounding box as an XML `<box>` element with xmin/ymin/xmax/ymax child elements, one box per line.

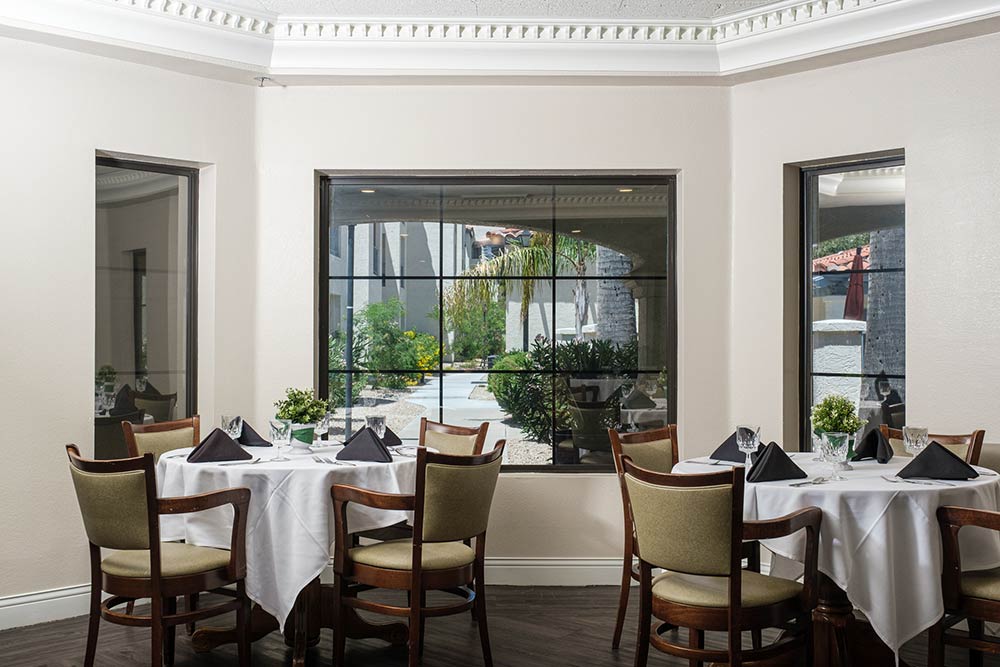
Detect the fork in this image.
<box><xmin>313</xmin><ymin>455</ymin><xmax>355</xmax><ymax>467</ymax></box>
<box><xmin>881</xmin><ymin>474</ymin><xmax>955</xmax><ymax>487</ymax></box>
<box><xmin>790</xmin><ymin>477</ymin><xmax>831</xmax><ymax>487</ymax></box>
<box><xmin>217</xmin><ymin>458</ymin><xmax>262</xmax><ymax>466</ymax></box>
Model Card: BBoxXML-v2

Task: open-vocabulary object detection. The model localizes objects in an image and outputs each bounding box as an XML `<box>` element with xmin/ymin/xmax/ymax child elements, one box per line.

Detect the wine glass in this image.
<box><xmin>269</xmin><ymin>419</ymin><xmax>292</xmax><ymax>461</ymax></box>
<box><xmin>367</xmin><ymin>415</ymin><xmax>387</xmax><ymax>440</ymax></box>
<box><xmin>314</xmin><ymin>412</ymin><xmax>333</xmax><ymax>442</ymax></box>
<box><xmin>903</xmin><ymin>426</ymin><xmax>929</xmax><ymax>456</ymax></box>
<box><xmin>876</xmin><ymin>379</ymin><xmax>892</xmax><ymax>402</ymax></box>
<box><xmin>823</xmin><ymin>432</ymin><xmax>850</xmax><ymax>481</ymax></box>
<box><xmin>136</xmin><ymin>374</ymin><xmax>148</xmax><ymax>393</ymax></box>
<box><xmin>735</xmin><ymin>425</ymin><xmax>760</xmax><ymax>471</ymax></box>
<box><xmin>221</xmin><ymin>415</ymin><xmax>243</xmax><ymax>440</ymax></box>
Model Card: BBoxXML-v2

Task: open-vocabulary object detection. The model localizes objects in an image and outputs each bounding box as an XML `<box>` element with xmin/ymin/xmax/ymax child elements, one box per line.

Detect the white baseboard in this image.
<box><xmin>0</xmin><ymin>584</ymin><xmax>92</xmax><ymax>631</ymax></box>
<box><xmin>485</xmin><ymin>557</ymin><xmax>623</xmax><ymax>586</ymax></box>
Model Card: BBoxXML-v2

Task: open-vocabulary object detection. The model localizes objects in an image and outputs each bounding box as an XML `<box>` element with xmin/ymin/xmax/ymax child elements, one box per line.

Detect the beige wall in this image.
<box><xmin>0</xmin><ymin>37</ymin><xmax>257</xmax><ymax>598</ymax></box>
<box><xmin>253</xmin><ymin>84</ymin><xmax>734</xmax><ymax>561</ymax></box>
<box><xmin>730</xmin><ymin>31</ymin><xmax>1000</xmax><ymax>444</ymax></box>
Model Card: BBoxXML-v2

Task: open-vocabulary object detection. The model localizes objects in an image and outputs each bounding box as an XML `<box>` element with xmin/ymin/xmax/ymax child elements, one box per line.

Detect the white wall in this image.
<box><xmin>253</xmin><ymin>84</ymin><xmax>734</xmax><ymax>563</ymax></box>
<box><xmin>0</xmin><ymin>37</ymin><xmax>257</xmax><ymax>601</ymax></box>
<box><xmin>730</xmin><ymin>31</ymin><xmax>1000</xmax><ymax>443</ymax></box>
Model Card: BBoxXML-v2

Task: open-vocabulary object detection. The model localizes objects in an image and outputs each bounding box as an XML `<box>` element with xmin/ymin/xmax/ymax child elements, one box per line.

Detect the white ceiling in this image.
<box><xmin>231</xmin><ymin>0</ymin><xmax>780</xmax><ymax>20</ymax></box>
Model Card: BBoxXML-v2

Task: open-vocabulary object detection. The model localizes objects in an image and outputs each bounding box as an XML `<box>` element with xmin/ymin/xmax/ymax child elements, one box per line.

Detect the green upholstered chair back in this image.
<box><xmin>423</xmin><ymin>429</ymin><xmax>480</xmax><ymax>457</ymax></box>
<box><xmin>133</xmin><ymin>426</ymin><xmax>195</xmax><ymax>462</ymax></box>
<box><xmin>134</xmin><ymin>393</ymin><xmax>177</xmax><ymax>423</ymax></box>
<box><xmin>67</xmin><ymin>451</ymin><xmax>152</xmax><ymax>551</ymax></box>
<box><xmin>94</xmin><ymin>410</ymin><xmax>146</xmax><ymax>460</ymax></box>
<box><xmin>620</xmin><ymin>437</ymin><xmax>675</xmax><ymax>473</ymax></box>
<box><xmin>420</xmin><ymin>448</ymin><xmax>504</xmax><ymax>543</ymax></box>
<box><xmin>624</xmin><ymin>473</ymin><xmax>734</xmax><ymax>576</ymax></box>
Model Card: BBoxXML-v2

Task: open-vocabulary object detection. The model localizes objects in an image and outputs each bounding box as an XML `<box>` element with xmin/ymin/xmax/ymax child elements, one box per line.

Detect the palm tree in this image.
<box><xmin>446</xmin><ymin>231</ymin><xmax>596</xmax><ymax>341</ymax></box>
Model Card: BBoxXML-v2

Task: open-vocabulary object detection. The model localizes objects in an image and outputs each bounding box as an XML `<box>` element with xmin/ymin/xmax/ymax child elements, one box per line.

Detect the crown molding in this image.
<box><xmin>2</xmin><ymin>0</ymin><xmax>1000</xmax><ymax>83</ymax></box>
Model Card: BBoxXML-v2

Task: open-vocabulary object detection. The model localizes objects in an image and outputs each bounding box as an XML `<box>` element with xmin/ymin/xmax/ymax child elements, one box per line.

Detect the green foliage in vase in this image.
<box><xmin>811</xmin><ymin>394</ymin><xmax>865</xmax><ymax>434</ymax></box>
<box><xmin>95</xmin><ymin>365</ymin><xmax>117</xmax><ymax>386</ymax></box>
<box><xmin>275</xmin><ymin>387</ymin><xmax>327</xmax><ymax>424</ymax></box>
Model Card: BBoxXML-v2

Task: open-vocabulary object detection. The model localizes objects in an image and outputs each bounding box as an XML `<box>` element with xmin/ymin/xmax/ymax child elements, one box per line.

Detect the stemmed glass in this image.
<box><xmin>822</xmin><ymin>432</ymin><xmax>850</xmax><ymax>481</ymax></box>
<box><xmin>269</xmin><ymin>419</ymin><xmax>293</xmax><ymax>461</ymax></box>
<box><xmin>221</xmin><ymin>415</ymin><xmax>243</xmax><ymax>440</ymax></box>
<box><xmin>903</xmin><ymin>426</ymin><xmax>929</xmax><ymax>456</ymax></box>
<box><xmin>367</xmin><ymin>415</ymin><xmax>387</xmax><ymax>440</ymax></box>
<box><xmin>736</xmin><ymin>425</ymin><xmax>761</xmax><ymax>471</ymax></box>
<box><xmin>314</xmin><ymin>412</ymin><xmax>334</xmax><ymax>442</ymax></box>
<box><xmin>877</xmin><ymin>379</ymin><xmax>892</xmax><ymax>402</ymax></box>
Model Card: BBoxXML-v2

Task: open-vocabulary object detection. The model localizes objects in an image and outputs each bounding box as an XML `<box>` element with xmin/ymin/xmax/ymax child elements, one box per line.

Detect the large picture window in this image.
<box><xmin>801</xmin><ymin>158</ymin><xmax>905</xmax><ymax>447</ymax></box>
<box><xmin>319</xmin><ymin>176</ymin><xmax>676</xmax><ymax>469</ymax></box>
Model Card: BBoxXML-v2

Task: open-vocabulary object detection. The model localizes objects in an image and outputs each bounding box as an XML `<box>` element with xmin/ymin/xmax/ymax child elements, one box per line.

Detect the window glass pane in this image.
<box><xmin>806</xmin><ymin>163</ymin><xmax>905</xmax><ymax>439</ymax></box>
<box><xmin>95</xmin><ymin>164</ymin><xmax>194</xmax><ymax>458</ymax></box>
<box><xmin>554</xmin><ymin>182</ymin><xmax>672</xmax><ymax>277</ymax></box>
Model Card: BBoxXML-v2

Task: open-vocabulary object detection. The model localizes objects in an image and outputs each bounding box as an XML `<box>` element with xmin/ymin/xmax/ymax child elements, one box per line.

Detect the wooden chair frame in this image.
<box><xmin>419</xmin><ymin>417</ymin><xmax>489</xmax><ymax>455</ymax></box>
<box><xmin>122</xmin><ymin>415</ymin><xmax>201</xmax><ymax>458</ymax></box>
<box><xmin>331</xmin><ymin>441</ymin><xmax>505</xmax><ymax>667</ymax></box>
<box><xmin>66</xmin><ymin>445</ymin><xmax>251</xmax><ymax>667</ymax></box>
<box><xmin>622</xmin><ymin>459</ymin><xmax>822</xmax><ymax>667</ymax></box>
<box><xmin>929</xmin><ymin>506</ymin><xmax>1000</xmax><ymax>667</ymax></box>
<box><xmin>880</xmin><ymin>425</ymin><xmax>986</xmax><ymax>465</ymax></box>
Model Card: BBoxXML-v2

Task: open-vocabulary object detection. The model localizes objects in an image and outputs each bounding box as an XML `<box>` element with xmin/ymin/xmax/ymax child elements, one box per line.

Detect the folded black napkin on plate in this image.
<box><xmin>710</xmin><ymin>430</ymin><xmax>766</xmax><ymax>463</ymax></box>
<box><xmin>622</xmin><ymin>388</ymin><xmax>656</xmax><ymax>410</ymax></box>
<box><xmin>187</xmin><ymin>428</ymin><xmax>253</xmax><ymax>463</ymax></box>
<box><xmin>381</xmin><ymin>427</ymin><xmax>402</xmax><ymax>448</ymax></box>
<box><xmin>237</xmin><ymin>421</ymin><xmax>271</xmax><ymax>447</ymax></box>
<box><xmin>852</xmin><ymin>428</ymin><xmax>893</xmax><ymax>464</ymax></box>
<box><xmin>898</xmin><ymin>441</ymin><xmax>979</xmax><ymax>480</ymax></box>
<box><xmin>109</xmin><ymin>384</ymin><xmax>136</xmax><ymax>416</ymax></box>
<box><xmin>336</xmin><ymin>427</ymin><xmax>393</xmax><ymax>463</ymax></box>
<box><xmin>747</xmin><ymin>442</ymin><xmax>808</xmax><ymax>483</ymax></box>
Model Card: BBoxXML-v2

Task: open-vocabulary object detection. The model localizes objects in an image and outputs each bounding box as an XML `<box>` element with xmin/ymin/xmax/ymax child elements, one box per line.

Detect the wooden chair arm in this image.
<box><xmin>743</xmin><ymin>507</ymin><xmax>822</xmax><ymax>541</ymax></box>
<box><xmin>158</xmin><ymin>487</ymin><xmax>250</xmax><ymax>580</ymax></box>
<box><xmin>331</xmin><ymin>484</ymin><xmax>415</xmax><ymax>511</ymax></box>
<box><xmin>937</xmin><ymin>506</ymin><xmax>1000</xmax><ymax>608</ymax></box>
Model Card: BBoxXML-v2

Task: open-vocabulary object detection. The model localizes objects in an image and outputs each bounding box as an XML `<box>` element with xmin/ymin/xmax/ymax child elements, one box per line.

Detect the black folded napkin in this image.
<box><xmin>141</xmin><ymin>380</ymin><xmax>161</xmax><ymax>396</ymax></box>
<box><xmin>382</xmin><ymin>427</ymin><xmax>402</xmax><ymax>448</ymax></box>
<box><xmin>109</xmin><ymin>384</ymin><xmax>136</xmax><ymax>416</ymax></box>
<box><xmin>747</xmin><ymin>442</ymin><xmax>808</xmax><ymax>483</ymax></box>
<box><xmin>898</xmin><ymin>441</ymin><xmax>979</xmax><ymax>480</ymax></box>
<box><xmin>622</xmin><ymin>388</ymin><xmax>656</xmax><ymax>410</ymax></box>
<box><xmin>336</xmin><ymin>427</ymin><xmax>393</xmax><ymax>463</ymax></box>
<box><xmin>238</xmin><ymin>421</ymin><xmax>271</xmax><ymax>447</ymax></box>
<box><xmin>852</xmin><ymin>428</ymin><xmax>893</xmax><ymax>464</ymax></box>
<box><xmin>710</xmin><ymin>430</ymin><xmax>765</xmax><ymax>463</ymax></box>
<box><xmin>187</xmin><ymin>428</ymin><xmax>253</xmax><ymax>463</ymax></box>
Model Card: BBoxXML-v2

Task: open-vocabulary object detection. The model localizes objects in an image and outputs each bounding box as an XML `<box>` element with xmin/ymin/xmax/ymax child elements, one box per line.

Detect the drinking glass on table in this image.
<box><xmin>314</xmin><ymin>412</ymin><xmax>334</xmax><ymax>441</ymax></box>
<box><xmin>823</xmin><ymin>432</ymin><xmax>850</xmax><ymax>481</ymax></box>
<box><xmin>877</xmin><ymin>379</ymin><xmax>892</xmax><ymax>401</ymax></box>
<box><xmin>735</xmin><ymin>425</ymin><xmax>760</xmax><ymax>471</ymax></box>
<box><xmin>221</xmin><ymin>415</ymin><xmax>243</xmax><ymax>440</ymax></box>
<box><xmin>903</xmin><ymin>426</ymin><xmax>929</xmax><ymax>456</ymax></box>
<box><xmin>269</xmin><ymin>419</ymin><xmax>292</xmax><ymax>461</ymax></box>
<box><xmin>367</xmin><ymin>415</ymin><xmax>387</xmax><ymax>440</ymax></box>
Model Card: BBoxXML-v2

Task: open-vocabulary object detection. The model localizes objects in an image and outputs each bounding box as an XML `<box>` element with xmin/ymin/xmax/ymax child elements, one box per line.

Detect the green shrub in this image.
<box><xmin>356</xmin><ymin>299</ymin><xmax>422</xmax><ymax>388</ymax></box>
<box><xmin>275</xmin><ymin>387</ymin><xmax>327</xmax><ymax>424</ymax></box>
<box><xmin>443</xmin><ymin>297</ymin><xmax>505</xmax><ymax>362</ymax></box>
<box><xmin>328</xmin><ymin>332</ymin><xmax>362</xmax><ymax>408</ymax></box>
<box><xmin>487</xmin><ymin>351</ymin><xmax>530</xmax><ymax>410</ymax></box>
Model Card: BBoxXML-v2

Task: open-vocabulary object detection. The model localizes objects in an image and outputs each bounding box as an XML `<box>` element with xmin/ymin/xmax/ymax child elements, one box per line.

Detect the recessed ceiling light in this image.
<box><xmin>570</xmin><ymin>229</ymin><xmax>582</xmax><ymax>234</ymax></box>
<box><xmin>618</xmin><ymin>187</ymin><xmax>634</xmax><ymax>193</ymax></box>
<box><xmin>361</xmin><ymin>188</ymin><xmax>376</xmax><ymax>193</ymax></box>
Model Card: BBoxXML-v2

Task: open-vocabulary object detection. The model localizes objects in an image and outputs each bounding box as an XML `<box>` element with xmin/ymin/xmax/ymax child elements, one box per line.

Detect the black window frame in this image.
<box><xmin>97</xmin><ymin>156</ymin><xmax>199</xmax><ymax>417</ymax></box>
<box><xmin>799</xmin><ymin>155</ymin><xmax>905</xmax><ymax>451</ymax></box>
<box><xmin>318</xmin><ymin>174</ymin><xmax>677</xmax><ymax>472</ymax></box>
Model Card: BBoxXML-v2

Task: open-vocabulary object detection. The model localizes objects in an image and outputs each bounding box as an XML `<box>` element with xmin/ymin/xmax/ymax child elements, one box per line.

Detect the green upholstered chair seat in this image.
<box><xmin>349</xmin><ymin>539</ymin><xmax>475</xmax><ymax>571</ymax></box>
<box><xmin>102</xmin><ymin>542</ymin><xmax>230</xmax><ymax>578</ymax></box>
<box><xmin>423</xmin><ymin>430</ymin><xmax>479</xmax><ymax>456</ymax></box>
<box><xmin>652</xmin><ymin>570</ymin><xmax>801</xmax><ymax>608</ymax></box>
<box><xmin>961</xmin><ymin>567</ymin><xmax>1000</xmax><ymax>600</ymax></box>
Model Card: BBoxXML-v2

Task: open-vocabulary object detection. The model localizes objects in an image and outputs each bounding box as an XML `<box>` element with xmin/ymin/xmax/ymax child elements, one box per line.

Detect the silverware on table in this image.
<box><xmin>881</xmin><ymin>474</ymin><xmax>955</xmax><ymax>487</ymax></box>
<box><xmin>217</xmin><ymin>458</ymin><xmax>262</xmax><ymax>466</ymax></box>
<box><xmin>790</xmin><ymin>477</ymin><xmax>831</xmax><ymax>487</ymax></box>
<box><xmin>313</xmin><ymin>455</ymin><xmax>355</xmax><ymax>467</ymax></box>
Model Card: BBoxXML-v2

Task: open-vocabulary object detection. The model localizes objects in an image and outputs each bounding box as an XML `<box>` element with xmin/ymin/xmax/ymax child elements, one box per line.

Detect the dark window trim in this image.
<box><xmin>318</xmin><ymin>174</ymin><xmax>677</xmax><ymax>473</ymax></box>
<box><xmin>131</xmin><ymin>249</ymin><xmax>147</xmax><ymax>377</ymax></box>
<box><xmin>799</xmin><ymin>155</ymin><xmax>904</xmax><ymax>452</ymax></box>
<box><xmin>97</xmin><ymin>156</ymin><xmax>199</xmax><ymax>417</ymax></box>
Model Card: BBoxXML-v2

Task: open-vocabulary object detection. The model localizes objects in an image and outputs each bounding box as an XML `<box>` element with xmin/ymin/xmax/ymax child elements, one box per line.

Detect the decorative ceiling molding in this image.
<box><xmin>96</xmin><ymin>168</ymin><xmax>180</xmax><ymax>204</ymax></box>
<box><xmin>2</xmin><ymin>0</ymin><xmax>1000</xmax><ymax>82</ymax></box>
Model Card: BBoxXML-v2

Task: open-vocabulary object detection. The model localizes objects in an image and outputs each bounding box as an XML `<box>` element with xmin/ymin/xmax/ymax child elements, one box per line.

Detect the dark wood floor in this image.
<box><xmin>0</xmin><ymin>586</ymin><xmax>997</xmax><ymax>666</ymax></box>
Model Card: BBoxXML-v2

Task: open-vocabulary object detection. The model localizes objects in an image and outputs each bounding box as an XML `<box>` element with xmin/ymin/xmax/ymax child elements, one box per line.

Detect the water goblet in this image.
<box><xmin>221</xmin><ymin>415</ymin><xmax>243</xmax><ymax>440</ymax></box>
<box><xmin>822</xmin><ymin>432</ymin><xmax>850</xmax><ymax>481</ymax></box>
<box><xmin>876</xmin><ymin>379</ymin><xmax>892</xmax><ymax>402</ymax></box>
<box><xmin>269</xmin><ymin>419</ymin><xmax>292</xmax><ymax>461</ymax></box>
<box><xmin>136</xmin><ymin>374</ymin><xmax>148</xmax><ymax>393</ymax></box>
<box><xmin>314</xmin><ymin>412</ymin><xmax>333</xmax><ymax>441</ymax></box>
<box><xmin>903</xmin><ymin>426</ymin><xmax>929</xmax><ymax>456</ymax></box>
<box><xmin>366</xmin><ymin>415</ymin><xmax>387</xmax><ymax>440</ymax></box>
<box><xmin>735</xmin><ymin>425</ymin><xmax>761</xmax><ymax>471</ymax></box>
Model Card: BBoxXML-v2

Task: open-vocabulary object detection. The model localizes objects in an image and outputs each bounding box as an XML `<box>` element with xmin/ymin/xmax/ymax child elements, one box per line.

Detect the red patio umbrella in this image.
<box><xmin>843</xmin><ymin>247</ymin><xmax>866</xmax><ymax>320</ymax></box>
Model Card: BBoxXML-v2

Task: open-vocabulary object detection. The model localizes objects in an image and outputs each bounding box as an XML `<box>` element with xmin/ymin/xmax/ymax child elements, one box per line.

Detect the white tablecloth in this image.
<box><xmin>156</xmin><ymin>445</ymin><xmax>416</xmax><ymax>629</ymax></box>
<box><xmin>673</xmin><ymin>454</ymin><xmax>1000</xmax><ymax>653</ymax></box>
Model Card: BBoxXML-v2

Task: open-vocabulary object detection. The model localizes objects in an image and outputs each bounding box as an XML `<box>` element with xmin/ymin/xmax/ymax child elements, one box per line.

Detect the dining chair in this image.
<box><xmin>880</xmin><ymin>425</ymin><xmax>986</xmax><ymax>465</ymax></box>
<box><xmin>123</xmin><ymin>416</ymin><xmax>200</xmax><ymax>462</ymax></box>
<box><xmin>135</xmin><ymin>392</ymin><xmax>178</xmax><ymax>423</ymax></box>
<box><xmin>95</xmin><ymin>409</ymin><xmax>146</xmax><ymax>460</ymax></box>
<box><xmin>330</xmin><ymin>441</ymin><xmax>506</xmax><ymax>667</ymax></box>
<box><xmin>420</xmin><ymin>417</ymin><xmax>489</xmax><ymax>456</ymax></box>
<box><xmin>65</xmin><ymin>445</ymin><xmax>251</xmax><ymax>667</ymax></box>
<box><xmin>608</xmin><ymin>427</ymin><xmax>763</xmax><ymax>652</ymax></box>
<box><xmin>622</xmin><ymin>459</ymin><xmax>821</xmax><ymax>667</ymax></box>
<box><xmin>930</xmin><ymin>506</ymin><xmax>1000</xmax><ymax>667</ymax></box>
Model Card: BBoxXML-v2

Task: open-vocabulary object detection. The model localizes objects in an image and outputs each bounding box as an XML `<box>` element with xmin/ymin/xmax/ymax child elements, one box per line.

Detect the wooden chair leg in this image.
<box><xmin>163</xmin><ymin>598</ymin><xmax>176</xmax><ymax>667</ymax></box>
<box><xmin>474</xmin><ymin>559</ymin><xmax>493</xmax><ymax>667</ymax></box>
<box><xmin>751</xmin><ymin>629</ymin><xmax>762</xmax><ymax>649</ymax></box>
<box><xmin>419</xmin><ymin>591</ymin><xmax>427</xmax><ymax>658</ymax></box>
<box><xmin>688</xmin><ymin>627</ymin><xmax>704</xmax><ymax>667</ymax></box>
<box><xmin>634</xmin><ymin>583</ymin><xmax>651</xmax><ymax>667</ymax></box>
<box><xmin>185</xmin><ymin>593</ymin><xmax>198</xmax><ymax>635</ymax></box>
<box><xmin>126</xmin><ymin>600</ymin><xmax>136</xmax><ymax>616</ymax></box>
<box><xmin>927</xmin><ymin>620</ymin><xmax>945</xmax><ymax>667</ymax></box>
<box><xmin>333</xmin><ymin>575</ymin><xmax>347</xmax><ymax>667</ymax></box>
<box><xmin>612</xmin><ymin>555</ymin><xmax>632</xmax><ymax>649</ymax></box>
<box><xmin>84</xmin><ymin>578</ymin><xmax>101</xmax><ymax>667</ymax></box>
<box><xmin>150</xmin><ymin>595</ymin><xmax>163</xmax><ymax>667</ymax></box>
<box><xmin>408</xmin><ymin>586</ymin><xmax>422</xmax><ymax>667</ymax></box>
<box><xmin>969</xmin><ymin>618</ymin><xmax>984</xmax><ymax>667</ymax></box>
<box><xmin>236</xmin><ymin>581</ymin><xmax>251</xmax><ymax>667</ymax></box>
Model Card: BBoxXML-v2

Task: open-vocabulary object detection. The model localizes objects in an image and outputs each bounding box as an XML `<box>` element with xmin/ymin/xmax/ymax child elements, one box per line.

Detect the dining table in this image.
<box><xmin>674</xmin><ymin>452</ymin><xmax>1000</xmax><ymax>667</ymax></box>
<box><xmin>156</xmin><ymin>443</ymin><xmax>419</xmax><ymax>666</ymax></box>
